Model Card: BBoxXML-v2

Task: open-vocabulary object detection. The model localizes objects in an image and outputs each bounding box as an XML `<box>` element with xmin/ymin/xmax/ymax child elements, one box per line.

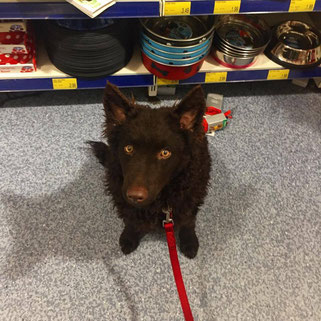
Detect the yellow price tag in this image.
<box><xmin>289</xmin><ymin>0</ymin><xmax>315</xmax><ymax>11</ymax></box>
<box><xmin>205</xmin><ymin>72</ymin><xmax>227</xmax><ymax>83</ymax></box>
<box><xmin>214</xmin><ymin>0</ymin><xmax>241</xmax><ymax>14</ymax></box>
<box><xmin>157</xmin><ymin>78</ymin><xmax>179</xmax><ymax>85</ymax></box>
<box><xmin>164</xmin><ymin>1</ymin><xmax>191</xmax><ymax>15</ymax></box>
<box><xmin>267</xmin><ymin>69</ymin><xmax>290</xmax><ymax>80</ymax></box>
<box><xmin>52</xmin><ymin>78</ymin><xmax>77</xmax><ymax>90</ymax></box>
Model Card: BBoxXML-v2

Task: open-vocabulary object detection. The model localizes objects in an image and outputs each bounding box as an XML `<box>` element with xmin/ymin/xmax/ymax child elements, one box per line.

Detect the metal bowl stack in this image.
<box><xmin>140</xmin><ymin>16</ymin><xmax>215</xmax><ymax>80</ymax></box>
<box><xmin>265</xmin><ymin>20</ymin><xmax>321</xmax><ymax>69</ymax></box>
<box><xmin>212</xmin><ymin>15</ymin><xmax>271</xmax><ymax>68</ymax></box>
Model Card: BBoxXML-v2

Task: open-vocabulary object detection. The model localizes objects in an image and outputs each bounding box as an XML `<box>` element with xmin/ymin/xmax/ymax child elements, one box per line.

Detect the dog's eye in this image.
<box><xmin>158</xmin><ymin>149</ymin><xmax>171</xmax><ymax>160</ymax></box>
<box><xmin>124</xmin><ymin>145</ymin><xmax>134</xmax><ymax>154</ymax></box>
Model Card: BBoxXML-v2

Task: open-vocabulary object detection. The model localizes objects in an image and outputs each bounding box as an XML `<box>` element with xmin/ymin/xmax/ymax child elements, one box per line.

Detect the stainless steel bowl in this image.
<box><xmin>265</xmin><ymin>21</ymin><xmax>321</xmax><ymax>68</ymax></box>
<box><xmin>140</xmin><ymin>16</ymin><xmax>215</xmax><ymax>46</ymax></box>
<box><xmin>213</xmin><ymin>48</ymin><xmax>256</xmax><ymax>67</ymax></box>
<box><xmin>215</xmin><ymin>15</ymin><xmax>271</xmax><ymax>53</ymax></box>
<box><xmin>213</xmin><ymin>37</ymin><xmax>259</xmax><ymax>57</ymax></box>
<box><xmin>212</xmin><ymin>15</ymin><xmax>271</xmax><ymax>68</ymax></box>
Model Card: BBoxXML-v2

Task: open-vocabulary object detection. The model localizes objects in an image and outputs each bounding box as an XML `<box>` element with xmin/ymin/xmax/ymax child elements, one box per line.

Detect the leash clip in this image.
<box><xmin>162</xmin><ymin>207</ymin><xmax>174</xmax><ymax>227</ymax></box>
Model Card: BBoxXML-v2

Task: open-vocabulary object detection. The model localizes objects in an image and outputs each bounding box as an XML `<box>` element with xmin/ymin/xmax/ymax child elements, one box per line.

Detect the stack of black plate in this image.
<box><xmin>42</xmin><ymin>19</ymin><xmax>136</xmax><ymax>78</ymax></box>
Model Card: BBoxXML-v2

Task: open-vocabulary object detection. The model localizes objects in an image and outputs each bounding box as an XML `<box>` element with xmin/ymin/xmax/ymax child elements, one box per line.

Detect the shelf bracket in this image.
<box><xmin>159</xmin><ymin>0</ymin><xmax>164</xmax><ymax>16</ymax></box>
<box><xmin>148</xmin><ymin>76</ymin><xmax>158</xmax><ymax>96</ymax></box>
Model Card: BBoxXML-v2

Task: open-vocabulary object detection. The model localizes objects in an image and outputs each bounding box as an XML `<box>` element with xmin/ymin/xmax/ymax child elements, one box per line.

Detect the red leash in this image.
<box><xmin>162</xmin><ymin>208</ymin><xmax>194</xmax><ymax>321</ymax></box>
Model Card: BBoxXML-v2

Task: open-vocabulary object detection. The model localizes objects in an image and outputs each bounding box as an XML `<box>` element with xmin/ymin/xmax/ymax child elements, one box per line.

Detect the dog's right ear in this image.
<box><xmin>103</xmin><ymin>82</ymin><xmax>133</xmax><ymax>127</ymax></box>
<box><xmin>173</xmin><ymin>85</ymin><xmax>206</xmax><ymax>131</ymax></box>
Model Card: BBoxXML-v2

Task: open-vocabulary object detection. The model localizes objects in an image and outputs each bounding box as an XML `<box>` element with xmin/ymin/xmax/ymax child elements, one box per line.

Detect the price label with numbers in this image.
<box><xmin>164</xmin><ymin>1</ymin><xmax>191</xmax><ymax>16</ymax></box>
<box><xmin>157</xmin><ymin>78</ymin><xmax>179</xmax><ymax>85</ymax></box>
<box><xmin>214</xmin><ymin>0</ymin><xmax>241</xmax><ymax>14</ymax></box>
<box><xmin>267</xmin><ymin>69</ymin><xmax>290</xmax><ymax>80</ymax></box>
<box><xmin>205</xmin><ymin>72</ymin><xmax>227</xmax><ymax>83</ymax></box>
<box><xmin>289</xmin><ymin>0</ymin><xmax>315</xmax><ymax>11</ymax></box>
<box><xmin>52</xmin><ymin>78</ymin><xmax>78</xmax><ymax>90</ymax></box>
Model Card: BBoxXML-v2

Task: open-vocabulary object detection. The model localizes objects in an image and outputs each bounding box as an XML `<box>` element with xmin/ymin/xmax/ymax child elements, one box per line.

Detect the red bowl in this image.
<box><xmin>141</xmin><ymin>51</ymin><xmax>205</xmax><ymax>80</ymax></box>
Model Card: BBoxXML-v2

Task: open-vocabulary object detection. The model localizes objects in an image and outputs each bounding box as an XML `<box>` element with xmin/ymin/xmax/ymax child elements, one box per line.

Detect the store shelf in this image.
<box><xmin>179</xmin><ymin>55</ymin><xmax>321</xmax><ymax>84</ymax></box>
<box><xmin>1</xmin><ymin>46</ymin><xmax>321</xmax><ymax>91</ymax></box>
<box><xmin>0</xmin><ymin>0</ymin><xmax>160</xmax><ymax>19</ymax></box>
<box><xmin>1</xmin><ymin>0</ymin><xmax>321</xmax><ymax>19</ymax></box>
<box><xmin>0</xmin><ymin>46</ymin><xmax>154</xmax><ymax>91</ymax></box>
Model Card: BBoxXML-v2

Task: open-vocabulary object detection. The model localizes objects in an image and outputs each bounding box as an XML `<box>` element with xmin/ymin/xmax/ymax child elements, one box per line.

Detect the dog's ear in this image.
<box><xmin>174</xmin><ymin>85</ymin><xmax>206</xmax><ymax>131</ymax></box>
<box><xmin>103</xmin><ymin>82</ymin><xmax>134</xmax><ymax>126</ymax></box>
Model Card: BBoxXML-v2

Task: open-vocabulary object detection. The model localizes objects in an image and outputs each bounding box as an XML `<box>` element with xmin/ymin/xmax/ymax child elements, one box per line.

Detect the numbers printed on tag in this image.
<box><xmin>164</xmin><ymin>2</ymin><xmax>191</xmax><ymax>16</ymax></box>
<box><xmin>267</xmin><ymin>69</ymin><xmax>290</xmax><ymax>80</ymax></box>
<box><xmin>289</xmin><ymin>0</ymin><xmax>315</xmax><ymax>12</ymax></box>
<box><xmin>52</xmin><ymin>78</ymin><xmax>78</xmax><ymax>90</ymax></box>
<box><xmin>157</xmin><ymin>78</ymin><xmax>179</xmax><ymax>85</ymax></box>
<box><xmin>214</xmin><ymin>0</ymin><xmax>241</xmax><ymax>14</ymax></box>
<box><xmin>205</xmin><ymin>72</ymin><xmax>227</xmax><ymax>83</ymax></box>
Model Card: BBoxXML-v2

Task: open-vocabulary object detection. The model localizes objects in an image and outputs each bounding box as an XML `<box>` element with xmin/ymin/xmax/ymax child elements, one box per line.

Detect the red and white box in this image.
<box><xmin>0</xmin><ymin>21</ymin><xmax>37</xmax><ymax>73</ymax></box>
<box><xmin>0</xmin><ymin>61</ymin><xmax>36</xmax><ymax>73</ymax></box>
<box><xmin>0</xmin><ymin>33</ymin><xmax>32</xmax><ymax>54</ymax></box>
<box><xmin>0</xmin><ymin>48</ymin><xmax>37</xmax><ymax>73</ymax></box>
<box><xmin>0</xmin><ymin>20</ymin><xmax>27</xmax><ymax>45</ymax></box>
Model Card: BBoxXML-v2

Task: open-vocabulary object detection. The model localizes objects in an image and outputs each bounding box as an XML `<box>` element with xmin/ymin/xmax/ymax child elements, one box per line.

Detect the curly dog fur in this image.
<box><xmin>89</xmin><ymin>83</ymin><xmax>210</xmax><ymax>258</ymax></box>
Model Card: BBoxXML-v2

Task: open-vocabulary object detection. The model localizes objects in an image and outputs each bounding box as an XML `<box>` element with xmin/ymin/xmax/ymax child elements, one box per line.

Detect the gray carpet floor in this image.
<box><xmin>0</xmin><ymin>81</ymin><xmax>320</xmax><ymax>321</ymax></box>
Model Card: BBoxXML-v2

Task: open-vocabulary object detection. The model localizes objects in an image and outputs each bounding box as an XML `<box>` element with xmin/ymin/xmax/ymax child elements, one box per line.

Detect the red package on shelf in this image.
<box><xmin>0</xmin><ymin>50</ymin><xmax>36</xmax><ymax>73</ymax></box>
<box><xmin>0</xmin><ymin>24</ymin><xmax>37</xmax><ymax>73</ymax></box>
<box><xmin>0</xmin><ymin>51</ymin><xmax>34</xmax><ymax>65</ymax></box>
<box><xmin>0</xmin><ymin>21</ymin><xmax>27</xmax><ymax>45</ymax></box>
<box><xmin>0</xmin><ymin>31</ymin><xmax>26</xmax><ymax>44</ymax></box>
<box><xmin>0</xmin><ymin>33</ymin><xmax>33</xmax><ymax>54</ymax></box>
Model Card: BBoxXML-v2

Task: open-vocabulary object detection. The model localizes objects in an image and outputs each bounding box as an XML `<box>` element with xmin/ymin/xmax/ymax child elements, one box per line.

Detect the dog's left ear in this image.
<box><xmin>174</xmin><ymin>85</ymin><xmax>206</xmax><ymax>131</ymax></box>
<box><xmin>103</xmin><ymin>82</ymin><xmax>134</xmax><ymax>126</ymax></box>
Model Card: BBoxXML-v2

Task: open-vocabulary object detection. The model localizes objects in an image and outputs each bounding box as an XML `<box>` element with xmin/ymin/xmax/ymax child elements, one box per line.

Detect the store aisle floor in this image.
<box><xmin>1</xmin><ymin>81</ymin><xmax>321</xmax><ymax>321</ymax></box>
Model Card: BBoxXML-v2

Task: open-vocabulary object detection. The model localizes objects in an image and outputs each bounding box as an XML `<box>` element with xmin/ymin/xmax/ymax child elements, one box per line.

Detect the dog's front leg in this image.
<box><xmin>119</xmin><ymin>223</ymin><xmax>146</xmax><ymax>255</ymax></box>
<box><xmin>179</xmin><ymin>214</ymin><xmax>199</xmax><ymax>259</ymax></box>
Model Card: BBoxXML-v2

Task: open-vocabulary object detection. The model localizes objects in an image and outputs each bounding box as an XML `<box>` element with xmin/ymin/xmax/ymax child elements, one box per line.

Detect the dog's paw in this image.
<box><xmin>179</xmin><ymin>230</ymin><xmax>199</xmax><ymax>259</ymax></box>
<box><xmin>119</xmin><ymin>231</ymin><xmax>140</xmax><ymax>255</ymax></box>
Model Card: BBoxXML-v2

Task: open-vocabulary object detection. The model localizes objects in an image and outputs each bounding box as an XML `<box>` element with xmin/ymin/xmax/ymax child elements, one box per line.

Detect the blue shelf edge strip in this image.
<box><xmin>1</xmin><ymin>0</ymin><xmax>321</xmax><ymax>19</ymax></box>
<box><xmin>180</xmin><ymin>68</ymin><xmax>321</xmax><ymax>84</ymax></box>
<box><xmin>1</xmin><ymin>68</ymin><xmax>321</xmax><ymax>91</ymax></box>
<box><xmin>0</xmin><ymin>75</ymin><xmax>154</xmax><ymax>91</ymax></box>
<box><xmin>189</xmin><ymin>0</ymin><xmax>321</xmax><ymax>15</ymax></box>
<box><xmin>0</xmin><ymin>2</ymin><xmax>160</xmax><ymax>19</ymax></box>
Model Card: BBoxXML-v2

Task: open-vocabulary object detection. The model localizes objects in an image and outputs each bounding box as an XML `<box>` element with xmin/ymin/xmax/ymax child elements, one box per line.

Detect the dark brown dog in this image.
<box><xmin>89</xmin><ymin>83</ymin><xmax>210</xmax><ymax>258</ymax></box>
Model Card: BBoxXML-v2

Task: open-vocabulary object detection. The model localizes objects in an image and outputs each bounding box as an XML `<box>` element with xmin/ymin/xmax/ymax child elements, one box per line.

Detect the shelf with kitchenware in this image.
<box><xmin>140</xmin><ymin>13</ymin><xmax>321</xmax><ymax>83</ymax></box>
<box><xmin>1</xmin><ymin>44</ymin><xmax>321</xmax><ymax>92</ymax></box>
<box><xmin>1</xmin><ymin>0</ymin><xmax>321</xmax><ymax>20</ymax></box>
<box><xmin>162</xmin><ymin>0</ymin><xmax>321</xmax><ymax>16</ymax></box>
<box><xmin>0</xmin><ymin>0</ymin><xmax>161</xmax><ymax>19</ymax></box>
<box><xmin>177</xmin><ymin>54</ymin><xmax>321</xmax><ymax>85</ymax></box>
<box><xmin>0</xmin><ymin>45</ymin><xmax>154</xmax><ymax>91</ymax></box>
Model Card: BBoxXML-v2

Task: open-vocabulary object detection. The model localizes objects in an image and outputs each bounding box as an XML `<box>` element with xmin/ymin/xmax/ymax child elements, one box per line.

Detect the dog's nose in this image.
<box><xmin>126</xmin><ymin>186</ymin><xmax>148</xmax><ymax>204</ymax></box>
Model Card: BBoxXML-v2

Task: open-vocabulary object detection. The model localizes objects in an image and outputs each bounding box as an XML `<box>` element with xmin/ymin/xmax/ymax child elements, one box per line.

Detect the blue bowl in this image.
<box><xmin>141</xmin><ymin>32</ymin><xmax>211</xmax><ymax>54</ymax></box>
<box><xmin>141</xmin><ymin>38</ymin><xmax>211</xmax><ymax>59</ymax></box>
<box><xmin>141</xmin><ymin>45</ymin><xmax>209</xmax><ymax>66</ymax></box>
